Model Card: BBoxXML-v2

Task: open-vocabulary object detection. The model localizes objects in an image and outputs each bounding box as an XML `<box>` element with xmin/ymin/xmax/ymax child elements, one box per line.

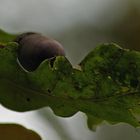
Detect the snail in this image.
<box><xmin>14</xmin><ymin>32</ymin><xmax>65</xmax><ymax>71</ymax></box>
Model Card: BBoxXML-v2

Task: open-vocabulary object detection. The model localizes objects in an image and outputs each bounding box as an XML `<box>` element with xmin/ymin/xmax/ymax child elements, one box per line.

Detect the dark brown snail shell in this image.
<box><xmin>14</xmin><ymin>32</ymin><xmax>65</xmax><ymax>71</ymax></box>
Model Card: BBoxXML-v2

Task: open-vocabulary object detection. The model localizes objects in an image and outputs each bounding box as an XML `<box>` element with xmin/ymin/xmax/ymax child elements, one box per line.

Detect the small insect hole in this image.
<box><xmin>26</xmin><ymin>98</ymin><xmax>31</xmax><ymax>102</ymax></box>
<box><xmin>47</xmin><ymin>89</ymin><xmax>51</xmax><ymax>93</ymax></box>
<box><xmin>49</xmin><ymin>57</ymin><xmax>56</xmax><ymax>67</ymax></box>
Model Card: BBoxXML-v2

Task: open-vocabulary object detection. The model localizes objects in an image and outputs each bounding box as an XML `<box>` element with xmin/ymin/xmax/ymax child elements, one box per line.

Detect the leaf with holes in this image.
<box><xmin>1</xmin><ymin>30</ymin><xmax>140</xmax><ymax>130</ymax></box>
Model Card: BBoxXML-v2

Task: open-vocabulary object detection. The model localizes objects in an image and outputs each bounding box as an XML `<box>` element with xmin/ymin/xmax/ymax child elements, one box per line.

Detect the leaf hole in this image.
<box><xmin>47</xmin><ymin>89</ymin><xmax>51</xmax><ymax>93</ymax></box>
<box><xmin>49</xmin><ymin>57</ymin><xmax>56</xmax><ymax>68</ymax></box>
<box><xmin>26</xmin><ymin>98</ymin><xmax>31</xmax><ymax>102</ymax></box>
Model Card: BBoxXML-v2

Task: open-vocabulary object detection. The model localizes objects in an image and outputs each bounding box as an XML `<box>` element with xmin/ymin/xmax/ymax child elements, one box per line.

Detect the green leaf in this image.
<box><xmin>0</xmin><ymin>29</ymin><xmax>16</xmax><ymax>42</ymax></box>
<box><xmin>0</xmin><ymin>30</ymin><xmax>140</xmax><ymax>130</ymax></box>
<box><xmin>0</xmin><ymin>123</ymin><xmax>41</xmax><ymax>140</ymax></box>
